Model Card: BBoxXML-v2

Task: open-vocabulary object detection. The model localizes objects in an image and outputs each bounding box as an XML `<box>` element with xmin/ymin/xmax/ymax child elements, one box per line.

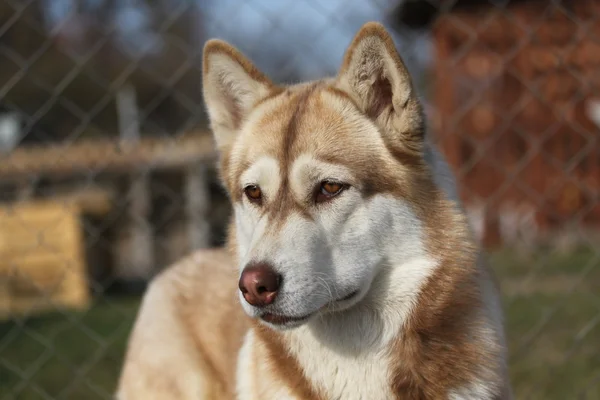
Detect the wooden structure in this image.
<box><xmin>0</xmin><ymin>133</ymin><xmax>219</xmax><ymax>310</ymax></box>
<box><xmin>396</xmin><ymin>0</ymin><xmax>600</xmax><ymax>247</ymax></box>
<box><xmin>0</xmin><ymin>201</ymin><xmax>90</xmax><ymax>318</ymax></box>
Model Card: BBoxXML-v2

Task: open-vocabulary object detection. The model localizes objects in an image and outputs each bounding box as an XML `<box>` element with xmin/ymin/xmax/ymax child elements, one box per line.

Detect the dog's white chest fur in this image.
<box><xmin>237</xmin><ymin>328</ymin><xmax>394</xmax><ymax>400</ymax></box>
<box><xmin>291</xmin><ymin>329</ymin><xmax>394</xmax><ymax>400</ymax></box>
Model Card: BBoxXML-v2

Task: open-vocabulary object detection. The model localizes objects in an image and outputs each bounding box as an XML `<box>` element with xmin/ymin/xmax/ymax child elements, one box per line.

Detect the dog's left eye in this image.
<box><xmin>316</xmin><ymin>181</ymin><xmax>346</xmax><ymax>203</ymax></box>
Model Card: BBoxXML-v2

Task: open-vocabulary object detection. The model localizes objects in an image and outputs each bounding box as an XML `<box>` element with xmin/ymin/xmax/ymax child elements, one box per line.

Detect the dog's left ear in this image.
<box><xmin>336</xmin><ymin>22</ymin><xmax>425</xmax><ymax>154</ymax></box>
<box><xmin>203</xmin><ymin>39</ymin><xmax>275</xmax><ymax>153</ymax></box>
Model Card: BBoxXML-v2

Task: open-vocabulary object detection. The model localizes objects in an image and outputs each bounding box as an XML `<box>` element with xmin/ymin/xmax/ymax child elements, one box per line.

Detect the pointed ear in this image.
<box><xmin>202</xmin><ymin>40</ymin><xmax>275</xmax><ymax>152</ymax></box>
<box><xmin>335</xmin><ymin>22</ymin><xmax>425</xmax><ymax>154</ymax></box>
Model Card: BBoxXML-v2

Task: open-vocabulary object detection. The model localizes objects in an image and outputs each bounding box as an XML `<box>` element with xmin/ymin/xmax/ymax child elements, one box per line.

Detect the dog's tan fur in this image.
<box><xmin>117</xmin><ymin>22</ymin><xmax>512</xmax><ymax>399</ymax></box>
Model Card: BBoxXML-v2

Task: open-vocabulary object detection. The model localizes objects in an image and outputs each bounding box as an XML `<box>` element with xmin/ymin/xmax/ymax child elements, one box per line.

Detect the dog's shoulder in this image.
<box><xmin>116</xmin><ymin>248</ymin><xmax>245</xmax><ymax>400</ymax></box>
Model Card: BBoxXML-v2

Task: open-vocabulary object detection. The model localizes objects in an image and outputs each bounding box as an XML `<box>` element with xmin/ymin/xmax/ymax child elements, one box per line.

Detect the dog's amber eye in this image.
<box><xmin>322</xmin><ymin>182</ymin><xmax>343</xmax><ymax>195</ymax></box>
<box><xmin>244</xmin><ymin>185</ymin><xmax>262</xmax><ymax>203</ymax></box>
<box><xmin>316</xmin><ymin>181</ymin><xmax>346</xmax><ymax>203</ymax></box>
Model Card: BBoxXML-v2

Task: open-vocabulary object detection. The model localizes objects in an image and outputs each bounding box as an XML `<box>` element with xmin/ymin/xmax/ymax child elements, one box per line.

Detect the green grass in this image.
<box><xmin>490</xmin><ymin>246</ymin><xmax>600</xmax><ymax>399</ymax></box>
<box><xmin>1</xmin><ymin>247</ymin><xmax>599</xmax><ymax>399</ymax></box>
<box><xmin>0</xmin><ymin>296</ymin><xmax>140</xmax><ymax>400</ymax></box>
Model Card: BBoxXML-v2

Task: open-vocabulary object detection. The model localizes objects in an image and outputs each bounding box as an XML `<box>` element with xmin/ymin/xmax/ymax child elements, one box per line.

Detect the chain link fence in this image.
<box><xmin>0</xmin><ymin>0</ymin><xmax>598</xmax><ymax>399</ymax></box>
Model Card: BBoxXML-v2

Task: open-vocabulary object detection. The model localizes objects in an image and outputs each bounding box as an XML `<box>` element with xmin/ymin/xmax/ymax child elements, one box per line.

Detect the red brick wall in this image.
<box><xmin>431</xmin><ymin>1</ymin><xmax>600</xmax><ymax>246</ymax></box>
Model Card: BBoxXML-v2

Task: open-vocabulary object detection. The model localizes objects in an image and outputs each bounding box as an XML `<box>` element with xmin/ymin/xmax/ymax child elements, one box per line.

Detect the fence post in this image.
<box><xmin>116</xmin><ymin>84</ymin><xmax>140</xmax><ymax>147</ymax></box>
<box><xmin>127</xmin><ymin>173</ymin><xmax>155</xmax><ymax>280</ymax></box>
<box><xmin>185</xmin><ymin>162</ymin><xmax>211</xmax><ymax>251</ymax></box>
<box><xmin>115</xmin><ymin>82</ymin><xmax>156</xmax><ymax>283</ymax></box>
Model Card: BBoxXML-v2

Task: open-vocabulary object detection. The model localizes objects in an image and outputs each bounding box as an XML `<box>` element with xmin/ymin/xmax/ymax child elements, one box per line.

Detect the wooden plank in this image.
<box><xmin>0</xmin><ymin>133</ymin><xmax>216</xmax><ymax>181</ymax></box>
<box><xmin>46</xmin><ymin>186</ymin><xmax>115</xmax><ymax>217</ymax></box>
<box><xmin>0</xmin><ymin>186</ymin><xmax>114</xmax><ymax>219</ymax></box>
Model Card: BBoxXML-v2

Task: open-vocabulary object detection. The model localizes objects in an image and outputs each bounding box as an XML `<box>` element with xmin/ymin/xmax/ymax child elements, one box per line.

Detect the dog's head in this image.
<box><xmin>202</xmin><ymin>22</ymin><xmax>436</xmax><ymax>329</ymax></box>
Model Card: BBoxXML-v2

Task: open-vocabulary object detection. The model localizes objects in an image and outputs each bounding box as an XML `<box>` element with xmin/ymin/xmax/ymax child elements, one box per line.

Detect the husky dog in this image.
<box><xmin>117</xmin><ymin>22</ymin><xmax>512</xmax><ymax>400</ymax></box>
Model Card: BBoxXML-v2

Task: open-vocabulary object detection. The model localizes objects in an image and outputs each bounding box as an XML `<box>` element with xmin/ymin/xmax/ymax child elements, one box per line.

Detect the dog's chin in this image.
<box><xmin>255</xmin><ymin>289</ymin><xmax>364</xmax><ymax>331</ymax></box>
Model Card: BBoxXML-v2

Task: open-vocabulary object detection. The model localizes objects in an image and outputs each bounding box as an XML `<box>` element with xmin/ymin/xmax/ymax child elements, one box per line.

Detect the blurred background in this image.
<box><xmin>0</xmin><ymin>0</ymin><xmax>598</xmax><ymax>398</ymax></box>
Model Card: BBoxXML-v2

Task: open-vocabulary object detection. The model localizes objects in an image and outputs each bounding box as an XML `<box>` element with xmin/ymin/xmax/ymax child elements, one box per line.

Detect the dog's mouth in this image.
<box><xmin>260</xmin><ymin>312</ymin><xmax>312</xmax><ymax>325</ymax></box>
<box><xmin>260</xmin><ymin>290</ymin><xmax>359</xmax><ymax>326</ymax></box>
<box><xmin>336</xmin><ymin>290</ymin><xmax>359</xmax><ymax>302</ymax></box>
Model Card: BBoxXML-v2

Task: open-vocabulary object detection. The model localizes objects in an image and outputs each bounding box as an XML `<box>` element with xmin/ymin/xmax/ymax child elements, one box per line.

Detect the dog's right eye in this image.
<box><xmin>244</xmin><ymin>185</ymin><xmax>262</xmax><ymax>204</ymax></box>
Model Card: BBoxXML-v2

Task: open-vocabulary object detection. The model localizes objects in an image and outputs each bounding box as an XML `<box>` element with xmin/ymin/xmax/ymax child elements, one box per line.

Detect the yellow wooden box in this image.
<box><xmin>0</xmin><ymin>201</ymin><xmax>90</xmax><ymax>319</ymax></box>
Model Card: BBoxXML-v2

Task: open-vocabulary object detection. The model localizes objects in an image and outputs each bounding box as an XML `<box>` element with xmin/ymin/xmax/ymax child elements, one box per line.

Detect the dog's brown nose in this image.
<box><xmin>238</xmin><ymin>263</ymin><xmax>281</xmax><ymax>307</ymax></box>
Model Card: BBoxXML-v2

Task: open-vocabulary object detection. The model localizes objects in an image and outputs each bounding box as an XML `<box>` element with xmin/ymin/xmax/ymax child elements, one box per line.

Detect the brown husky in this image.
<box><xmin>116</xmin><ymin>22</ymin><xmax>512</xmax><ymax>399</ymax></box>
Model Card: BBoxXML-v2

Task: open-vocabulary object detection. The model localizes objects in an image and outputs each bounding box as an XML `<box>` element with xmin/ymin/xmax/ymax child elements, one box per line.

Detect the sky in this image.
<box><xmin>197</xmin><ymin>0</ymin><xmax>430</xmax><ymax>81</ymax></box>
<box><xmin>41</xmin><ymin>0</ymin><xmax>432</xmax><ymax>82</ymax></box>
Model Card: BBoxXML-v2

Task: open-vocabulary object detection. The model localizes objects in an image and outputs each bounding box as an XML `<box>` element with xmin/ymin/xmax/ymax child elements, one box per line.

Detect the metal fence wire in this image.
<box><xmin>0</xmin><ymin>0</ymin><xmax>599</xmax><ymax>399</ymax></box>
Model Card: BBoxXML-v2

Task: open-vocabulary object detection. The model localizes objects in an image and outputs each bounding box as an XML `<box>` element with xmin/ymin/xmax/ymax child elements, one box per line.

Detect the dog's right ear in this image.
<box><xmin>202</xmin><ymin>40</ymin><xmax>274</xmax><ymax>152</ymax></box>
